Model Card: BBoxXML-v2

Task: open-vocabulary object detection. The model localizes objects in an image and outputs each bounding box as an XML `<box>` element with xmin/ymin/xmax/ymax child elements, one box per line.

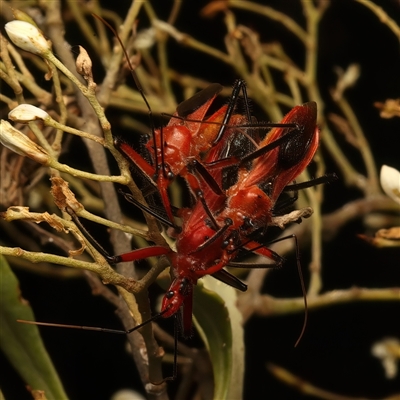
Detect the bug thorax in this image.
<box><xmin>225</xmin><ymin>186</ymin><xmax>273</xmax><ymax>226</ymax></box>
<box><xmin>146</xmin><ymin>125</ymin><xmax>192</xmax><ymax>176</ymax></box>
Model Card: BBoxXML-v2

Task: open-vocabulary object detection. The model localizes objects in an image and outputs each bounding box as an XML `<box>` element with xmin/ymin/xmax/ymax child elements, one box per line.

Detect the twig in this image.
<box><xmin>249</xmin><ymin>287</ymin><xmax>400</xmax><ymax>318</ymax></box>
<box><xmin>267</xmin><ymin>363</ymin><xmax>400</xmax><ymax>400</ymax></box>
<box><xmin>355</xmin><ymin>0</ymin><xmax>400</xmax><ymax>42</ymax></box>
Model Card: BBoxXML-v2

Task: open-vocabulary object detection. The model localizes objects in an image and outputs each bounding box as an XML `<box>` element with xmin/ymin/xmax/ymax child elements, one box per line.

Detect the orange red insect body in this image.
<box><xmin>112</xmin><ymin>96</ymin><xmax>320</xmax><ymax>337</ymax></box>
<box><xmin>116</xmin><ymin>82</ymin><xmax>249</xmax><ymax>222</ymax></box>
<box><xmin>222</xmin><ymin>102</ymin><xmax>319</xmax><ymax>234</ymax></box>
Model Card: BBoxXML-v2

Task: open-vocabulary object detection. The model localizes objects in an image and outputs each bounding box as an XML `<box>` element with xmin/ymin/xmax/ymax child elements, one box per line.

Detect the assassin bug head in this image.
<box><xmin>160</xmin><ymin>277</ymin><xmax>194</xmax><ymax>339</ymax></box>
<box><xmin>161</xmin><ymin>278</ymin><xmax>192</xmax><ymax>318</ymax></box>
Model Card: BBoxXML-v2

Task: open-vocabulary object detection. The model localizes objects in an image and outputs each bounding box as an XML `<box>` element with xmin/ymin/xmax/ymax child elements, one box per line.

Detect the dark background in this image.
<box><xmin>1</xmin><ymin>0</ymin><xmax>400</xmax><ymax>399</ymax></box>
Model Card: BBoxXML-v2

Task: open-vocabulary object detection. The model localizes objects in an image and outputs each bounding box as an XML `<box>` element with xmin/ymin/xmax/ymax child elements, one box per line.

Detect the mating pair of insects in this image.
<box><xmin>24</xmin><ymin>16</ymin><xmax>327</xmax><ymax>384</ymax></box>
<box><xmin>63</xmin><ymin>83</ymin><xmax>320</xmax><ymax>337</ymax></box>
<box><xmin>110</xmin><ymin>86</ymin><xmax>320</xmax><ymax>338</ymax></box>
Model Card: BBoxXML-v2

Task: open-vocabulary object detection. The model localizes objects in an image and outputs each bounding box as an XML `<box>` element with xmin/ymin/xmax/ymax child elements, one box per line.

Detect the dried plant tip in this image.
<box><xmin>8</xmin><ymin>104</ymin><xmax>49</xmax><ymax>123</ymax></box>
<box><xmin>5</xmin><ymin>20</ymin><xmax>51</xmax><ymax>55</ymax></box>
<box><xmin>201</xmin><ymin>1</ymin><xmax>229</xmax><ymax>17</ymax></box>
<box><xmin>271</xmin><ymin>207</ymin><xmax>313</xmax><ymax>229</ymax></box>
<box><xmin>358</xmin><ymin>233</ymin><xmax>400</xmax><ymax>248</ymax></box>
<box><xmin>374</xmin><ymin>99</ymin><xmax>400</xmax><ymax>119</ymax></box>
<box><xmin>380</xmin><ymin>165</ymin><xmax>400</xmax><ymax>205</ymax></box>
<box><xmin>376</xmin><ymin>227</ymin><xmax>400</xmax><ymax>240</ymax></box>
<box><xmin>76</xmin><ymin>46</ymin><xmax>93</xmax><ymax>81</ymax></box>
<box><xmin>50</xmin><ymin>176</ymin><xmax>83</xmax><ymax>213</ymax></box>
<box><xmin>0</xmin><ymin>120</ymin><xmax>49</xmax><ymax>164</ymax></box>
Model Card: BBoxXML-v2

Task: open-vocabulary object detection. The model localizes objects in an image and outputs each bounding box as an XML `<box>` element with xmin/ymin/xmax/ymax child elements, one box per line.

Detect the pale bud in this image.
<box><xmin>76</xmin><ymin>46</ymin><xmax>93</xmax><ymax>82</ymax></box>
<box><xmin>5</xmin><ymin>20</ymin><xmax>50</xmax><ymax>55</ymax></box>
<box><xmin>332</xmin><ymin>64</ymin><xmax>360</xmax><ymax>100</ymax></box>
<box><xmin>0</xmin><ymin>120</ymin><xmax>49</xmax><ymax>164</ymax></box>
<box><xmin>111</xmin><ymin>389</ymin><xmax>146</xmax><ymax>400</ymax></box>
<box><xmin>134</xmin><ymin>28</ymin><xmax>156</xmax><ymax>49</ymax></box>
<box><xmin>8</xmin><ymin>104</ymin><xmax>49</xmax><ymax>123</ymax></box>
<box><xmin>380</xmin><ymin>165</ymin><xmax>400</xmax><ymax>205</ymax></box>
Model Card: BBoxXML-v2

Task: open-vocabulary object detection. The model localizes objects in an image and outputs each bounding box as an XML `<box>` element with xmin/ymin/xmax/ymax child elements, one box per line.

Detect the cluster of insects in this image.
<box><xmin>19</xmin><ymin>15</ymin><xmax>332</xmax><ymax>383</ymax></box>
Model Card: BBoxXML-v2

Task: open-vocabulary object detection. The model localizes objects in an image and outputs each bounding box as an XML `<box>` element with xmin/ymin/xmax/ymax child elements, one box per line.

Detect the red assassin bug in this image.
<box><xmin>95</xmin><ymin>15</ymin><xmax>296</xmax><ymax>223</ymax></box>
<box><xmin>216</xmin><ymin>101</ymin><xmax>320</xmax><ymax>238</ymax></box>
<box><xmin>115</xmin><ymin>81</ymin><xmax>244</xmax><ymax>222</ymax></box>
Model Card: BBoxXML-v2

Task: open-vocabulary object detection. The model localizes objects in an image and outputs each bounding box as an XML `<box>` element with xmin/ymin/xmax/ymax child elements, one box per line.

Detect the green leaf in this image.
<box><xmin>193</xmin><ymin>275</ymin><xmax>244</xmax><ymax>400</ymax></box>
<box><xmin>0</xmin><ymin>255</ymin><xmax>68</xmax><ymax>399</ymax></box>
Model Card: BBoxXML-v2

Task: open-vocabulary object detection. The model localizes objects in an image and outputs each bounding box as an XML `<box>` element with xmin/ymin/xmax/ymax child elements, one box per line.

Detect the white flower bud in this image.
<box><xmin>111</xmin><ymin>389</ymin><xmax>146</xmax><ymax>400</ymax></box>
<box><xmin>5</xmin><ymin>20</ymin><xmax>50</xmax><ymax>55</ymax></box>
<box><xmin>380</xmin><ymin>165</ymin><xmax>400</xmax><ymax>205</ymax></box>
<box><xmin>8</xmin><ymin>104</ymin><xmax>49</xmax><ymax>123</ymax></box>
<box><xmin>0</xmin><ymin>120</ymin><xmax>49</xmax><ymax>164</ymax></box>
<box><xmin>134</xmin><ymin>28</ymin><xmax>156</xmax><ymax>49</ymax></box>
